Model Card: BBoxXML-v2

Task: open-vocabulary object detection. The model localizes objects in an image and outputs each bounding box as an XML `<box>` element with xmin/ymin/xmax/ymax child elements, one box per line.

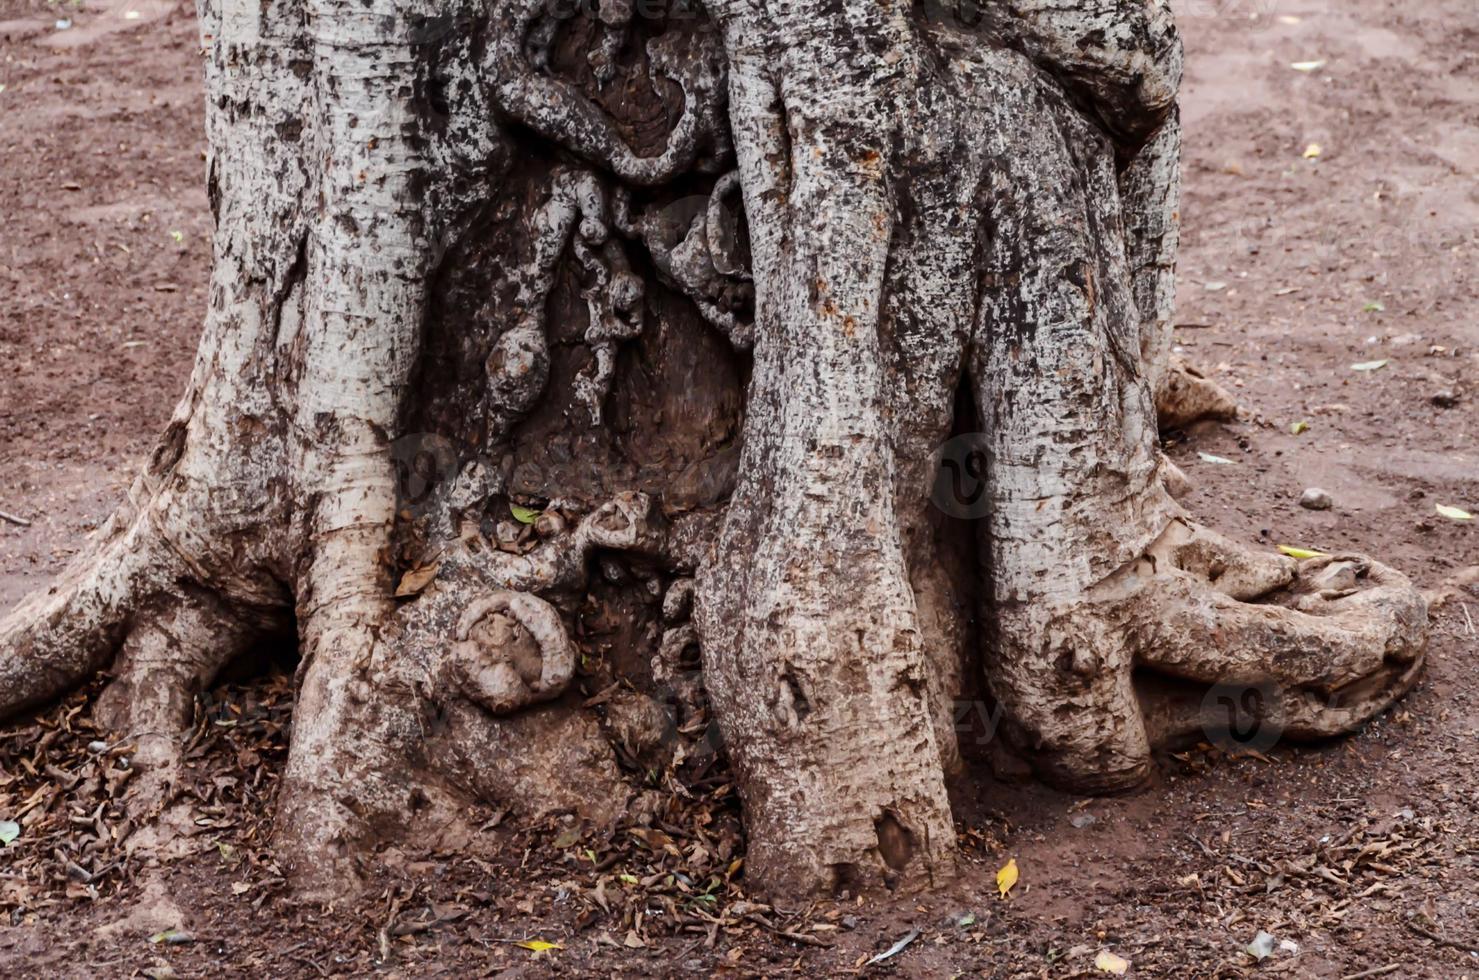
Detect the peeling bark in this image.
<box><xmin>0</xmin><ymin>0</ymin><xmax>1426</xmax><ymax>902</ymax></box>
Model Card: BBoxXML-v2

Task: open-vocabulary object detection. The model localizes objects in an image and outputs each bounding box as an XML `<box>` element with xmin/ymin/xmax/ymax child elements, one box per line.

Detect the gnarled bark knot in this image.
<box><xmin>442</xmin><ymin>592</ymin><xmax>576</xmax><ymax>714</ymax></box>
<box><xmin>0</xmin><ymin>0</ymin><xmax>1425</xmax><ymax>903</ymax></box>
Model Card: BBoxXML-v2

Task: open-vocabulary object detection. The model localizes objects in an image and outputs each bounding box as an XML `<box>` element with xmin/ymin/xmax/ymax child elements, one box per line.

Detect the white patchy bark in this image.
<box><xmin>0</xmin><ymin>0</ymin><xmax>1428</xmax><ymax>903</ymax></box>
<box><xmin>696</xmin><ymin>0</ymin><xmax>960</xmax><ymax>897</ymax></box>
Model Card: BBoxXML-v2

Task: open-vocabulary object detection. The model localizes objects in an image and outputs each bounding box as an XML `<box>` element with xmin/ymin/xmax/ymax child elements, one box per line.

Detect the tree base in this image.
<box><xmin>0</xmin><ymin>0</ymin><xmax>1429</xmax><ymax>904</ymax></box>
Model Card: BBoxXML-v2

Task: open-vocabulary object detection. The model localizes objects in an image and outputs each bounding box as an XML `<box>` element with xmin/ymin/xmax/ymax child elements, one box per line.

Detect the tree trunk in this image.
<box><xmin>0</xmin><ymin>0</ymin><xmax>1428</xmax><ymax>901</ymax></box>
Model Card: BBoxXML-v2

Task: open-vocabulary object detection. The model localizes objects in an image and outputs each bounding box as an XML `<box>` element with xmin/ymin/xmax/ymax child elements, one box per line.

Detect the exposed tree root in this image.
<box><xmin>1157</xmin><ymin>355</ymin><xmax>1242</xmax><ymax>429</ymax></box>
<box><xmin>1008</xmin><ymin>516</ymin><xmax>1427</xmax><ymax>794</ymax></box>
<box><xmin>92</xmin><ymin>590</ymin><xmax>260</xmax><ymax>816</ymax></box>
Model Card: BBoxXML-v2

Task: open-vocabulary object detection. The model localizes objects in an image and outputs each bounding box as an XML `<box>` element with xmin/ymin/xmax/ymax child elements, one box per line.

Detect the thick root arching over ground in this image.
<box><xmin>0</xmin><ymin>0</ymin><xmax>1428</xmax><ymax>902</ymax></box>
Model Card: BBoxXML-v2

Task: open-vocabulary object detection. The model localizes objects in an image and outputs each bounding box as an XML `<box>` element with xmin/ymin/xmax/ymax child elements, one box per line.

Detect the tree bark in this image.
<box><xmin>0</xmin><ymin>0</ymin><xmax>1427</xmax><ymax>901</ymax></box>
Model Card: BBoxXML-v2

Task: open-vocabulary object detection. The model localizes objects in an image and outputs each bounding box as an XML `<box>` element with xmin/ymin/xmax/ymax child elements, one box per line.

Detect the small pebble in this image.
<box><xmin>1432</xmin><ymin>389</ymin><xmax>1458</xmax><ymax>408</ymax></box>
<box><xmin>86</xmin><ymin>740</ymin><xmax>108</xmax><ymax>754</ymax></box>
<box><xmin>1299</xmin><ymin>487</ymin><xmax>1333</xmax><ymax>511</ymax></box>
<box><xmin>1069</xmin><ymin>812</ymin><xmax>1097</xmax><ymax>829</ymax></box>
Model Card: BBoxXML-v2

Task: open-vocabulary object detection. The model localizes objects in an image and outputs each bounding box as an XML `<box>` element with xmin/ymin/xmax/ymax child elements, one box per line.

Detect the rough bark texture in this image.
<box><xmin>0</xmin><ymin>0</ymin><xmax>1428</xmax><ymax>901</ymax></box>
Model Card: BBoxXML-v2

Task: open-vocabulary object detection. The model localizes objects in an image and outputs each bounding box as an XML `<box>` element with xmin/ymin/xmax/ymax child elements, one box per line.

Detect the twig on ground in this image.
<box><xmin>0</xmin><ymin>509</ymin><xmax>31</xmax><ymax>527</ymax></box>
<box><xmin>1405</xmin><ymin>918</ymin><xmax>1479</xmax><ymax>954</ymax></box>
<box><xmin>1338</xmin><ymin>965</ymin><xmax>1400</xmax><ymax>980</ymax></box>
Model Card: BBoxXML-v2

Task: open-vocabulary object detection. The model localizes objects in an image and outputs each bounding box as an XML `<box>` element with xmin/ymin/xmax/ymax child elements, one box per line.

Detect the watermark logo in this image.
<box><xmin>1198</xmin><ymin>679</ymin><xmax>1285</xmax><ymax>754</ymax></box>
<box><xmin>1176</xmin><ymin>0</ymin><xmax>1283</xmax><ymax>21</ymax></box>
<box><xmin>390</xmin><ymin>432</ymin><xmax>462</xmax><ymax>517</ymax></box>
<box><xmin>930</xmin><ymin>432</ymin><xmax>992</xmax><ymax>520</ymax></box>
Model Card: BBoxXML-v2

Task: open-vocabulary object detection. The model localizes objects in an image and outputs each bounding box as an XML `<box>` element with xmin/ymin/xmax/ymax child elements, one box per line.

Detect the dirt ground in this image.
<box><xmin>1</xmin><ymin>0</ymin><xmax>1476</xmax><ymax>976</ymax></box>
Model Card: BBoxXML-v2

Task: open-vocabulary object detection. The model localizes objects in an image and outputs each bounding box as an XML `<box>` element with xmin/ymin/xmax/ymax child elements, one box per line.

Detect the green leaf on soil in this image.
<box><xmin>510</xmin><ymin>503</ymin><xmax>540</xmax><ymax>524</ymax></box>
<box><xmin>1362</xmin><ymin>301</ymin><xmax>1385</xmax><ymax>312</ymax></box>
<box><xmin>1436</xmin><ymin>504</ymin><xmax>1474</xmax><ymax>521</ymax></box>
<box><xmin>0</xmin><ymin>821</ymin><xmax>19</xmax><ymax>845</ymax></box>
<box><xmin>1350</xmin><ymin>359</ymin><xmax>1389</xmax><ymax>372</ymax></box>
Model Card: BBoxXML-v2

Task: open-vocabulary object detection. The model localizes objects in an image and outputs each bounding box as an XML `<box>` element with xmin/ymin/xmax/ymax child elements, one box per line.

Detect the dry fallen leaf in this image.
<box><xmin>394</xmin><ymin>562</ymin><xmax>440</xmax><ymax>597</ymax></box>
<box><xmin>1095</xmin><ymin>950</ymin><xmax>1130</xmax><ymax>974</ymax></box>
<box><xmin>1246</xmin><ymin>931</ymin><xmax>1276</xmax><ymax>961</ymax></box>
<box><xmin>997</xmin><ymin>857</ymin><xmax>1019</xmax><ymax>898</ymax></box>
<box><xmin>865</xmin><ymin>928</ymin><xmax>921</xmax><ymax>965</ymax></box>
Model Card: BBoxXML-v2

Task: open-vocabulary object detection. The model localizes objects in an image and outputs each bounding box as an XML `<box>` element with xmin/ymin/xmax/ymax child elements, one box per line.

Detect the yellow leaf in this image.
<box><xmin>996</xmin><ymin>857</ymin><xmax>1018</xmax><ymax>898</ymax></box>
<box><xmin>1289</xmin><ymin>60</ymin><xmax>1325</xmax><ymax>72</ymax></box>
<box><xmin>1436</xmin><ymin>504</ymin><xmax>1474</xmax><ymax>521</ymax></box>
<box><xmin>1095</xmin><ymin>950</ymin><xmax>1130</xmax><ymax>975</ymax></box>
<box><xmin>1277</xmin><ymin>545</ymin><xmax>1327</xmax><ymax>560</ymax></box>
<box><xmin>516</xmin><ymin>940</ymin><xmax>562</xmax><ymax>954</ymax></box>
<box><xmin>1303</xmin><ymin>142</ymin><xmax>1322</xmax><ymax>159</ymax></box>
<box><xmin>1289</xmin><ymin>421</ymin><xmax>1309</xmax><ymax>435</ymax></box>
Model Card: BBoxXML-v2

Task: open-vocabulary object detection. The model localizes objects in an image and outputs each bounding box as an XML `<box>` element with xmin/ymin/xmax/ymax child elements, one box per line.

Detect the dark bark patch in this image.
<box><xmin>874</xmin><ymin>810</ymin><xmax>915</xmax><ymax>872</ymax></box>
